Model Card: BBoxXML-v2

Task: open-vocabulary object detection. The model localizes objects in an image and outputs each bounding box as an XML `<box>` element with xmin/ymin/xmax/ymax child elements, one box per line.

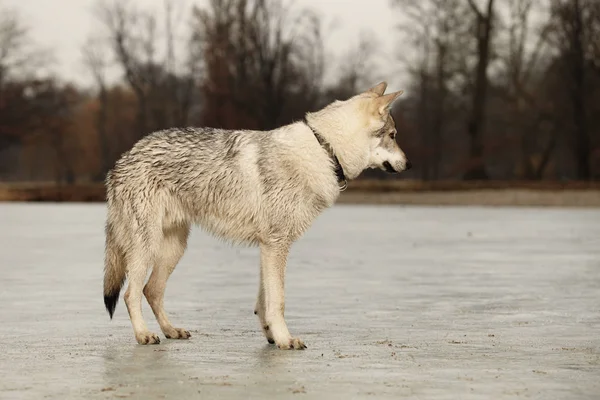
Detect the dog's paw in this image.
<box><xmin>277</xmin><ymin>338</ymin><xmax>307</xmax><ymax>350</ymax></box>
<box><xmin>136</xmin><ymin>332</ymin><xmax>161</xmax><ymax>345</ymax></box>
<box><xmin>165</xmin><ymin>328</ymin><xmax>191</xmax><ymax>340</ymax></box>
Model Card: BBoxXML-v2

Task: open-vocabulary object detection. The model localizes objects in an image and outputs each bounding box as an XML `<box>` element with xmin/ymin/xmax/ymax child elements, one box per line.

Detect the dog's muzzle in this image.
<box><xmin>383</xmin><ymin>161</ymin><xmax>396</xmax><ymax>173</ymax></box>
<box><xmin>382</xmin><ymin>160</ymin><xmax>412</xmax><ymax>173</ymax></box>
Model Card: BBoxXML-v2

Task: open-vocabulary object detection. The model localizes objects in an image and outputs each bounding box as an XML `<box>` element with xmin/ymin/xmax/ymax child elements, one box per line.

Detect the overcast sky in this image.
<box><xmin>2</xmin><ymin>0</ymin><xmax>406</xmax><ymax>91</ymax></box>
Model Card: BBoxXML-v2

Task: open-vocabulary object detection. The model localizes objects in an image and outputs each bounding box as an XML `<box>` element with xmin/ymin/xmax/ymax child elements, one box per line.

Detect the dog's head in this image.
<box><xmin>367</xmin><ymin>105</ymin><xmax>412</xmax><ymax>174</ymax></box>
<box><xmin>313</xmin><ymin>81</ymin><xmax>411</xmax><ymax>178</ymax></box>
<box><xmin>357</xmin><ymin>82</ymin><xmax>411</xmax><ymax>174</ymax></box>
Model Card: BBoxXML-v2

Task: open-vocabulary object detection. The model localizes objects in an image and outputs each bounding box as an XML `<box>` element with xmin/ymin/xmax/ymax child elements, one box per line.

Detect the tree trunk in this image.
<box><xmin>96</xmin><ymin>84</ymin><xmax>111</xmax><ymax>180</ymax></box>
<box><xmin>570</xmin><ymin>0</ymin><xmax>591</xmax><ymax>180</ymax></box>
<box><xmin>431</xmin><ymin>41</ymin><xmax>447</xmax><ymax>180</ymax></box>
<box><xmin>418</xmin><ymin>70</ymin><xmax>431</xmax><ymax>180</ymax></box>
<box><xmin>464</xmin><ymin>0</ymin><xmax>495</xmax><ymax>180</ymax></box>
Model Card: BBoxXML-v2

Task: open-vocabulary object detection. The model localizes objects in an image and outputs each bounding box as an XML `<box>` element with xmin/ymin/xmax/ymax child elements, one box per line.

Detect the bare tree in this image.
<box><xmin>393</xmin><ymin>0</ymin><xmax>472</xmax><ymax>180</ymax></box>
<box><xmin>295</xmin><ymin>11</ymin><xmax>326</xmax><ymax>108</ymax></box>
<box><xmin>393</xmin><ymin>0</ymin><xmax>598</xmax><ymax>180</ymax></box>
<box><xmin>463</xmin><ymin>0</ymin><xmax>496</xmax><ymax>180</ymax></box>
<box><xmin>497</xmin><ymin>0</ymin><xmax>557</xmax><ymax>179</ymax></box>
<box><xmin>0</xmin><ymin>5</ymin><xmax>51</xmax><ymax>152</ymax></box>
<box><xmin>0</xmin><ymin>7</ymin><xmax>49</xmax><ymax>87</ymax></box>
<box><xmin>245</xmin><ymin>0</ymin><xmax>296</xmax><ymax>128</ymax></box>
<box><xmin>590</xmin><ymin>1</ymin><xmax>600</xmax><ymax>75</ymax></box>
<box><xmin>331</xmin><ymin>31</ymin><xmax>380</xmax><ymax>100</ymax></box>
<box><xmin>394</xmin><ymin>1</ymin><xmax>434</xmax><ymax>180</ymax></box>
<box><xmin>0</xmin><ymin>8</ymin><xmax>25</xmax><ymax>88</ymax></box>
<box><xmin>193</xmin><ymin>0</ymin><xmax>325</xmax><ymax>130</ymax></box>
<box><xmin>82</xmin><ymin>37</ymin><xmax>111</xmax><ymax>178</ymax></box>
<box><xmin>92</xmin><ymin>0</ymin><xmax>201</xmax><ymax>137</ymax></box>
<box><xmin>545</xmin><ymin>0</ymin><xmax>595</xmax><ymax>179</ymax></box>
<box><xmin>0</xmin><ymin>4</ymin><xmax>71</xmax><ymax>184</ymax></box>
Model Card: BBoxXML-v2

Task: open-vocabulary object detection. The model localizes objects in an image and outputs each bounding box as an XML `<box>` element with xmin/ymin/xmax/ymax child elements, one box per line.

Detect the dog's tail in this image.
<box><xmin>103</xmin><ymin>222</ymin><xmax>126</xmax><ymax>319</ymax></box>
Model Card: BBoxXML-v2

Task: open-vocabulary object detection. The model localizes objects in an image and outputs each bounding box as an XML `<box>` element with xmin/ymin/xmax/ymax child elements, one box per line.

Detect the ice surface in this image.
<box><xmin>0</xmin><ymin>203</ymin><xmax>598</xmax><ymax>399</ymax></box>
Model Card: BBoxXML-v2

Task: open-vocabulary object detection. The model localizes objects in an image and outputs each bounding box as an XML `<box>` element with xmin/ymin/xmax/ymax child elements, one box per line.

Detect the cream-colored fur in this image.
<box><xmin>103</xmin><ymin>82</ymin><xmax>411</xmax><ymax>349</ymax></box>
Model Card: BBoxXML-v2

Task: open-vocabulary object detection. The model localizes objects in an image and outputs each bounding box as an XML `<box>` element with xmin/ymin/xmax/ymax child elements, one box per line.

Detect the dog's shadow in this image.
<box><xmin>101</xmin><ymin>338</ymin><xmax>308</xmax><ymax>389</ymax></box>
<box><xmin>254</xmin><ymin>342</ymin><xmax>313</xmax><ymax>370</ymax></box>
<box><xmin>101</xmin><ymin>341</ymin><xmax>188</xmax><ymax>389</ymax></box>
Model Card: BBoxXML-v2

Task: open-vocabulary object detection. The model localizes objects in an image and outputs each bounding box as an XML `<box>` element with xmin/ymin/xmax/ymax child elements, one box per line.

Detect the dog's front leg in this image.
<box><xmin>254</xmin><ymin>276</ymin><xmax>275</xmax><ymax>344</ymax></box>
<box><xmin>258</xmin><ymin>242</ymin><xmax>306</xmax><ymax>350</ymax></box>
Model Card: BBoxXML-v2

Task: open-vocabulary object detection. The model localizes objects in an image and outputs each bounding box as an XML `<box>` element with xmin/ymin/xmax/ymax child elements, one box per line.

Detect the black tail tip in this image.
<box><xmin>104</xmin><ymin>293</ymin><xmax>119</xmax><ymax>319</ymax></box>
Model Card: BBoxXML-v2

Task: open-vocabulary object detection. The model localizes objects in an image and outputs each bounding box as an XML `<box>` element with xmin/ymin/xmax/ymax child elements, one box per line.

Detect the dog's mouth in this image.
<box><xmin>382</xmin><ymin>161</ymin><xmax>397</xmax><ymax>173</ymax></box>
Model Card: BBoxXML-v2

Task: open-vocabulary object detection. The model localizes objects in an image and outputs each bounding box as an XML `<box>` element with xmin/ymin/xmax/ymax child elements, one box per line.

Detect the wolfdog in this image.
<box><xmin>103</xmin><ymin>82</ymin><xmax>411</xmax><ymax>349</ymax></box>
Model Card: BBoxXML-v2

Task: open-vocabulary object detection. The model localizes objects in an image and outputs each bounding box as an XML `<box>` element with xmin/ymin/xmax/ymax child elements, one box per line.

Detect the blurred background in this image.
<box><xmin>0</xmin><ymin>0</ymin><xmax>599</xmax><ymax>202</ymax></box>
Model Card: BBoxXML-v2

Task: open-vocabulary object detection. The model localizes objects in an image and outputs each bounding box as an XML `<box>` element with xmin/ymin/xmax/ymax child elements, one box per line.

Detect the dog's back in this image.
<box><xmin>108</xmin><ymin>127</ymin><xmax>264</xmax><ymax>244</ymax></box>
<box><xmin>107</xmin><ymin>125</ymin><xmax>336</xmax><ymax>243</ymax></box>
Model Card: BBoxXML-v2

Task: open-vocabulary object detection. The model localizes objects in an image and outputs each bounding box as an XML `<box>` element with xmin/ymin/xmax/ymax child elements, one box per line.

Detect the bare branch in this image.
<box><xmin>81</xmin><ymin>37</ymin><xmax>108</xmax><ymax>89</ymax></box>
<box><xmin>466</xmin><ymin>0</ymin><xmax>483</xmax><ymax>18</ymax></box>
<box><xmin>0</xmin><ymin>6</ymin><xmax>50</xmax><ymax>85</ymax></box>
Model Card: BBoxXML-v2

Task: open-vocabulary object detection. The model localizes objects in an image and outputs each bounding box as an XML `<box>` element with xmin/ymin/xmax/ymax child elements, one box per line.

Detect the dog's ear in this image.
<box><xmin>374</xmin><ymin>90</ymin><xmax>404</xmax><ymax>115</ymax></box>
<box><xmin>366</xmin><ymin>82</ymin><xmax>387</xmax><ymax>96</ymax></box>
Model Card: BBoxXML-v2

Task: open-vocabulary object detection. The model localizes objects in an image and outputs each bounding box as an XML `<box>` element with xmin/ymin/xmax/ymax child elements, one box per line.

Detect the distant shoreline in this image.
<box><xmin>1</xmin><ymin>181</ymin><xmax>599</xmax><ymax>207</ymax></box>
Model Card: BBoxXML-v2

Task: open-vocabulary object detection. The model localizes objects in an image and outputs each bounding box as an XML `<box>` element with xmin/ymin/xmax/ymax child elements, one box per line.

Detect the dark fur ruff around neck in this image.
<box><xmin>303</xmin><ymin>116</ymin><xmax>347</xmax><ymax>190</ymax></box>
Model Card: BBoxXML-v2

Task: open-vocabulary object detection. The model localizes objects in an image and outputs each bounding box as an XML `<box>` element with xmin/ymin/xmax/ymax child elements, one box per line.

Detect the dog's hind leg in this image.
<box><xmin>122</xmin><ymin>215</ymin><xmax>164</xmax><ymax>345</ymax></box>
<box><xmin>144</xmin><ymin>222</ymin><xmax>191</xmax><ymax>339</ymax></box>
<box><xmin>258</xmin><ymin>242</ymin><xmax>306</xmax><ymax>350</ymax></box>
<box><xmin>124</xmin><ymin>242</ymin><xmax>161</xmax><ymax>345</ymax></box>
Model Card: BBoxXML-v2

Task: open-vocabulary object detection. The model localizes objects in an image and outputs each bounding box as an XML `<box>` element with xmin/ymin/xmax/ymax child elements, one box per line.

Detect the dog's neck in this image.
<box><xmin>304</xmin><ymin>108</ymin><xmax>370</xmax><ymax>181</ymax></box>
<box><xmin>303</xmin><ymin>116</ymin><xmax>347</xmax><ymax>188</ymax></box>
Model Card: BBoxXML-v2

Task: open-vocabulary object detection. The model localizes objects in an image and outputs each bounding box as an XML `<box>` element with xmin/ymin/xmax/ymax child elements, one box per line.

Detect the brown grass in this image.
<box><xmin>1</xmin><ymin>180</ymin><xmax>599</xmax><ymax>207</ymax></box>
<box><xmin>0</xmin><ymin>183</ymin><xmax>106</xmax><ymax>202</ymax></box>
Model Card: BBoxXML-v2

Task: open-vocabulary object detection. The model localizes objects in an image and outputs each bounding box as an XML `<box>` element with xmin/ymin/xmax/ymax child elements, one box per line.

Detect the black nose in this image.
<box><xmin>406</xmin><ymin>160</ymin><xmax>412</xmax><ymax>170</ymax></box>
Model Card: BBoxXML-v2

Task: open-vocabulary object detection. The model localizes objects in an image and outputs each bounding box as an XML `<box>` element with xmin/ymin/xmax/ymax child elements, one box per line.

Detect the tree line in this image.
<box><xmin>0</xmin><ymin>0</ymin><xmax>598</xmax><ymax>183</ymax></box>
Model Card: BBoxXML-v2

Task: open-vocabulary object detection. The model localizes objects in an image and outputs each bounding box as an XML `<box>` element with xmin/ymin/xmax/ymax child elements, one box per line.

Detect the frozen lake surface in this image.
<box><xmin>0</xmin><ymin>203</ymin><xmax>599</xmax><ymax>399</ymax></box>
